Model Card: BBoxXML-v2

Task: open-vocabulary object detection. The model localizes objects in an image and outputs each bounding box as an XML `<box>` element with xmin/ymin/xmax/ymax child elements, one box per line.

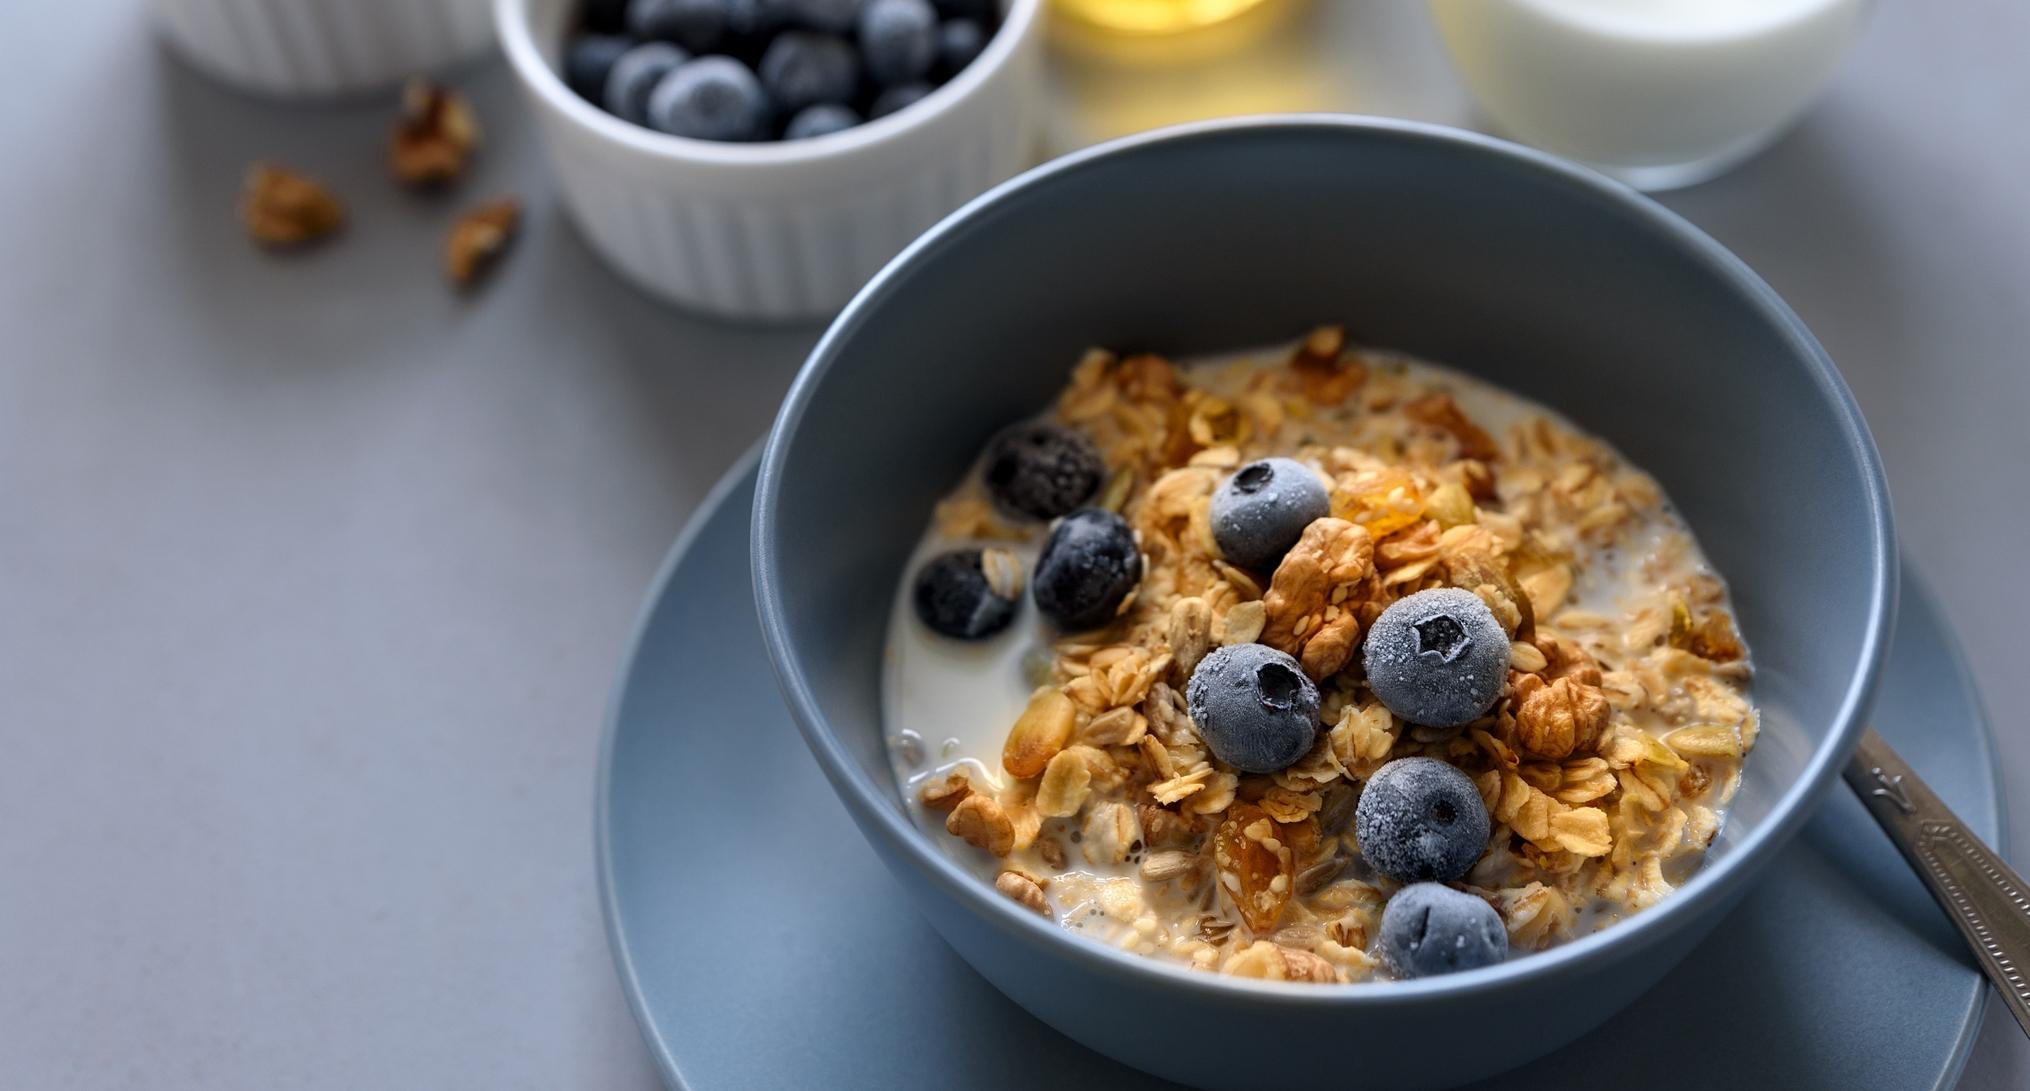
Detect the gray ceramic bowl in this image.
<box><xmin>753</xmin><ymin>116</ymin><xmax>1894</xmax><ymax>1090</ymax></box>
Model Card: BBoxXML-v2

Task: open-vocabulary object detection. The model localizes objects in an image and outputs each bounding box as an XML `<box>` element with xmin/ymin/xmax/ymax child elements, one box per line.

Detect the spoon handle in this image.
<box><xmin>1845</xmin><ymin>727</ymin><xmax>2030</xmax><ymax>1037</ymax></box>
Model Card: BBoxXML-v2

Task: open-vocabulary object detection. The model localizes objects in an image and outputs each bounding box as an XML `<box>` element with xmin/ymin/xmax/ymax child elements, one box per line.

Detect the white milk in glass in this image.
<box><xmin>1428</xmin><ymin>0</ymin><xmax>1868</xmax><ymax>190</ymax></box>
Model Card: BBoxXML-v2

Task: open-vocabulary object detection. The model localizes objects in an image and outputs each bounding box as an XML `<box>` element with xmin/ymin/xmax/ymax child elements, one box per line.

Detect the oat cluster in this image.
<box><xmin>916</xmin><ymin>328</ymin><xmax>1756</xmax><ymax>983</ymax></box>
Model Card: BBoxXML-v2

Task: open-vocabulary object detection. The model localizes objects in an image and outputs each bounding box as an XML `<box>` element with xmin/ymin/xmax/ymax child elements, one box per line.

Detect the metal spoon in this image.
<box><xmin>1845</xmin><ymin>727</ymin><xmax>2030</xmax><ymax>1036</ymax></box>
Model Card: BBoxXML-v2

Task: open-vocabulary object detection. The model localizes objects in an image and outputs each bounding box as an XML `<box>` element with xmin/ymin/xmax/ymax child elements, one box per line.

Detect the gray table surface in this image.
<box><xmin>1</xmin><ymin>1</ymin><xmax>2022</xmax><ymax>1087</ymax></box>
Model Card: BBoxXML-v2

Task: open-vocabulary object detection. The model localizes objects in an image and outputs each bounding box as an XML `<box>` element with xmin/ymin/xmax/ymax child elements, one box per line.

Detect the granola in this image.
<box><xmin>885</xmin><ymin>330</ymin><xmax>1757</xmax><ymax>983</ymax></box>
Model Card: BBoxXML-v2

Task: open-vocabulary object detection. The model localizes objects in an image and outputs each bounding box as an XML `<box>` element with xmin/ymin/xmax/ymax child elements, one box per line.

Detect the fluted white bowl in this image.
<box><xmin>498</xmin><ymin>0</ymin><xmax>1044</xmax><ymax>322</ymax></box>
<box><xmin>152</xmin><ymin>0</ymin><xmax>496</xmax><ymax>99</ymax></box>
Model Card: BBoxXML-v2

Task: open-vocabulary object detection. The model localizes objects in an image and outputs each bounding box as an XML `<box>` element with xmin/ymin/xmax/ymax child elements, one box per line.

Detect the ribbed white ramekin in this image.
<box><xmin>151</xmin><ymin>0</ymin><xmax>496</xmax><ymax>99</ymax></box>
<box><xmin>498</xmin><ymin>0</ymin><xmax>1043</xmax><ymax>322</ymax></box>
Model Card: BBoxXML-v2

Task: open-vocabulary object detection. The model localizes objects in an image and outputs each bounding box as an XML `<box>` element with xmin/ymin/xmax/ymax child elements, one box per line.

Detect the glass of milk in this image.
<box><xmin>1427</xmin><ymin>0</ymin><xmax>1870</xmax><ymax>190</ymax></box>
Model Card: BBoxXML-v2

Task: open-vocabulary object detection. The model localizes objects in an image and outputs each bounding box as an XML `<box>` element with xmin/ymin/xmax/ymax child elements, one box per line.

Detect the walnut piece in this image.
<box><xmin>240</xmin><ymin>163</ymin><xmax>344</xmax><ymax>247</ymax></box>
<box><xmin>1221</xmin><ymin>940</ymin><xmax>1339</xmax><ymax>982</ymax></box>
<box><xmin>1514</xmin><ymin>674</ymin><xmax>1610</xmax><ymax>760</ymax></box>
<box><xmin>916</xmin><ymin>770</ymin><xmax>972</xmax><ymax>812</ymax></box>
<box><xmin>443</xmin><ymin>197</ymin><xmax>520</xmax><ymax>289</ymax></box>
<box><xmin>946</xmin><ymin>794</ymin><xmax>1015</xmax><ymax>856</ymax></box>
<box><xmin>1261</xmin><ymin>517</ymin><xmax>1376</xmax><ymax>679</ymax></box>
<box><xmin>1533</xmin><ymin>631</ymin><xmax>1602</xmax><ymax>686</ymax></box>
<box><xmin>994</xmin><ymin>870</ymin><xmax>1052</xmax><ymax>918</ymax></box>
<box><xmin>389</xmin><ymin>77</ymin><xmax>481</xmax><ymax>186</ymax></box>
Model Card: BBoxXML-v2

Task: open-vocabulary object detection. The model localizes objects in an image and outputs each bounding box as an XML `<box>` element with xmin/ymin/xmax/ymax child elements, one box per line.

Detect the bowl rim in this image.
<box><xmin>752</xmin><ymin>114</ymin><xmax>1897</xmax><ymax>1004</ymax></box>
<box><xmin>494</xmin><ymin>0</ymin><xmax>1042</xmax><ymax>168</ymax></box>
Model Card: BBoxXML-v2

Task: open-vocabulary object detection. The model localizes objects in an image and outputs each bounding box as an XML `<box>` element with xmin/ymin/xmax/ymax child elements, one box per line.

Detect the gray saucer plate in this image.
<box><xmin>600</xmin><ymin>455</ymin><xmax>2002</xmax><ymax>1090</ymax></box>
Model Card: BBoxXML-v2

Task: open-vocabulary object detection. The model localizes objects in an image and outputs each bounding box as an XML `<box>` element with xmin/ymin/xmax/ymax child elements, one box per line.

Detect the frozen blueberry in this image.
<box><xmin>646</xmin><ymin>56</ymin><xmax>770</xmax><ymax>140</ymax></box>
<box><xmin>868</xmin><ymin>82</ymin><xmax>933</xmax><ymax>118</ymax></box>
<box><xmin>983</xmin><ymin>424</ymin><xmax>1104</xmax><ymax>520</ymax></box>
<box><xmin>858</xmin><ymin>0</ymin><xmax>936</xmax><ymax>85</ymax></box>
<box><xmin>1362</xmin><ymin>587</ymin><xmax>1509</xmax><ymax>727</ymax></box>
<box><xmin>582</xmin><ymin>0</ymin><xmax>632</xmax><ymax>33</ymax></box>
<box><xmin>758</xmin><ymin>31</ymin><xmax>859</xmax><ymax>110</ymax></box>
<box><xmin>1354</xmin><ymin>757</ymin><xmax>1491</xmax><ymax>884</ymax></box>
<box><xmin>1185</xmin><ymin>644</ymin><xmax>1321</xmax><ymax>774</ymax></box>
<box><xmin>629</xmin><ymin>0</ymin><xmax>731</xmax><ymax>51</ymax></box>
<box><xmin>785</xmin><ymin>0</ymin><xmax>864</xmax><ymax>31</ymax></box>
<box><xmin>783</xmin><ymin>102</ymin><xmax>860</xmax><ymax>139</ymax></box>
<box><xmin>1209</xmin><ymin>457</ymin><xmax>1330</xmax><ymax>571</ymax></box>
<box><xmin>567</xmin><ymin>33</ymin><xmax>636</xmax><ymax>101</ymax></box>
<box><xmin>912</xmin><ymin>549</ymin><xmax>1019</xmax><ymax>640</ymax></box>
<box><xmin>1032</xmin><ymin>509</ymin><xmax>1141</xmax><ymax>630</ymax></box>
<box><xmin>934</xmin><ymin>17</ymin><xmax>987</xmax><ymax>78</ymax></box>
<box><xmin>603</xmin><ymin>42</ymin><xmax>690</xmax><ymax>124</ymax></box>
<box><xmin>1378</xmin><ymin>883</ymin><xmax>1508</xmax><ymax>978</ymax></box>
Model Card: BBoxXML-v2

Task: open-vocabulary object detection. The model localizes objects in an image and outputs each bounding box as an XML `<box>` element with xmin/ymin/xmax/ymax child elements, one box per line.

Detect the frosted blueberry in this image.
<box><xmin>934</xmin><ymin>17</ymin><xmax>987</xmax><ymax>78</ymax></box>
<box><xmin>1209</xmin><ymin>457</ymin><xmax>1330</xmax><ymax>571</ymax></box>
<box><xmin>1354</xmin><ymin>757</ymin><xmax>1491</xmax><ymax>884</ymax></box>
<box><xmin>912</xmin><ymin>549</ymin><xmax>1018</xmax><ymax>640</ymax></box>
<box><xmin>983</xmin><ymin>424</ymin><xmax>1103</xmax><ymax>520</ymax></box>
<box><xmin>603</xmin><ymin>42</ymin><xmax>690</xmax><ymax>124</ymax></box>
<box><xmin>1032</xmin><ymin>509</ymin><xmax>1141</xmax><ymax>631</ymax></box>
<box><xmin>567</xmin><ymin>33</ymin><xmax>636</xmax><ymax>101</ymax></box>
<box><xmin>629</xmin><ymin>0</ymin><xmax>732</xmax><ymax>51</ymax></box>
<box><xmin>859</xmin><ymin>0</ymin><xmax>936</xmax><ymax>85</ymax></box>
<box><xmin>782</xmin><ymin>102</ymin><xmax>860</xmax><ymax>139</ymax></box>
<box><xmin>1378</xmin><ymin>882</ymin><xmax>1508</xmax><ymax>978</ymax></box>
<box><xmin>1185</xmin><ymin>643</ymin><xmax>1321</xmax><ymax>774</ymax></box>
<box><xmin>1362</xmin><ymin>587</ymin><xmax>1509</xmax><ymax>727</ymax></box>
<box><xmin>646</xmin><ymin>56</ymin><xmax>771</xmax><ymax>140</ymax></box>
<box><xmin>758</xmin><ymin>31</ymin><xmax>858</xmax><ymax>110</ymax></box>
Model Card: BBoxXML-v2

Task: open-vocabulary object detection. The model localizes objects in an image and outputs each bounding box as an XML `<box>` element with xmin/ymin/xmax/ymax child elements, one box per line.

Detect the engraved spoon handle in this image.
<box><xmin>1844</xmin><ymin>727</ymin><xmax>2030</xmax><ymax>1037</ymax></box>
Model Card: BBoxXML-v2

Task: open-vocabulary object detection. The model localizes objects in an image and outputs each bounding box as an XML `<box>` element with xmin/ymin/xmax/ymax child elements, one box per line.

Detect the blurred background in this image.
<box><xmin>2</xmin><ymin>0</ymin><xmax>2026</xmax><ymax>1088</ymax></box>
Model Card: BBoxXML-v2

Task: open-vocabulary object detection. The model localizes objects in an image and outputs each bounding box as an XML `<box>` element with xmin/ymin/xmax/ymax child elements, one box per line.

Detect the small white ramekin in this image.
<box><xmin>151</xmin><ymin>0</ymin><xmax>496</xmax><ymax>99</ymax></box>
<box><xmin>498</xmin><ymin>0</ymin><xmax>1044</xmax><ymax>322</ymax></box>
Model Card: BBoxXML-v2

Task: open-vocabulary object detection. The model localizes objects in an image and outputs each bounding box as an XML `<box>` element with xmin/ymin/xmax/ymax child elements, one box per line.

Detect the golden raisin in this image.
<box><xmin>1212</xmin><ymin>803</ymin><xmax>1298</xmax><ymax>933</ymax></box>
<box><xmin>1331</xmin><ymin>467</ymin><xmax>1425</xmax><ymax>538</ymax></box>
